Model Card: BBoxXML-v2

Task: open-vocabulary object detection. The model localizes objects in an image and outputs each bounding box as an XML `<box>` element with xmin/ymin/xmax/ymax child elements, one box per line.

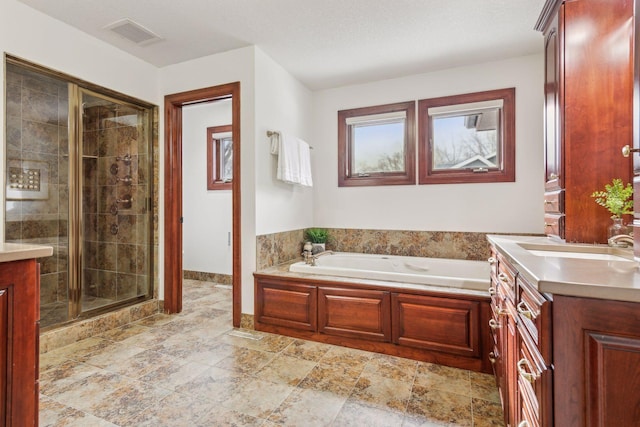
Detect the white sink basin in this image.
<box><xmin>527</xmin><ymin>250</ymin><xmax>633</xmax><ymax>262</ymax></box>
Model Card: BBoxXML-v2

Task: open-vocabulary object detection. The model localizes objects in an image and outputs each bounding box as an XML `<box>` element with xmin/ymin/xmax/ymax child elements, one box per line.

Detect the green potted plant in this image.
<box><xmin>305</xmin><ymin>228</ymin><xmax>329</xmax><ymax>254</ymax></box>
<box><xmin>591</xmin><ymin>178</ymin><xmax>633</xmax><ymax>245</ymax></box>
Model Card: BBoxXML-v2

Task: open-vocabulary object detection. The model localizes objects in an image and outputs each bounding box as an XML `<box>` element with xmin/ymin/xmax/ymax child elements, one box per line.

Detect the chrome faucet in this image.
<box><xmin>608</xmin><ymin>234</ymin><xmax>634</xmax><ymax>248</ymax></box>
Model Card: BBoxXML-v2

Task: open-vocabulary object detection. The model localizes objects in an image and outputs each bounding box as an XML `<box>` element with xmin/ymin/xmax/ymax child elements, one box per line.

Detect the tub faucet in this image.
<box><xmin>608</xmin><ymin>234</ymin><xmax>634</xmax><ymax>248</ymax></box>
<box><xmin>308</xmin><ymin>250</ymin><xmax>333</xmax><ymax>266</ymax></box>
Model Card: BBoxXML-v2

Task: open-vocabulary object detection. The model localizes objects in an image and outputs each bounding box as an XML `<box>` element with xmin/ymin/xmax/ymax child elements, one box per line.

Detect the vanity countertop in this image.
<box><xmin>487</xmin><ymin>235</ymin><xmax>640</xmax><ymax>302</ymax></box>
<box><xmin>0</xmin><ymin>242</ymin><xmax>53</xmax><ymax>263</ymax></box>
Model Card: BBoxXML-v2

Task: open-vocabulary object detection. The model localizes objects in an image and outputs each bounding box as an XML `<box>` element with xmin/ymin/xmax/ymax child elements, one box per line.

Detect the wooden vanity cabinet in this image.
<box><xmin>536</xmin><ymin>0</ymin><xmax>634</xmax><ymax>243</ymax></box>
<box><xmin>489</xmin><ymin>250</ymin><xmax>553</xmax><ymax>427</ymax></box>
<box><xmin>553</xmin><ymin>295</ymin><xmax>640</xmax><ymax>427</ymax></box>
<box><xmin>0</xmin><ymin>259</ymin><xmax>40</xmax><ymax>426</ymax></box>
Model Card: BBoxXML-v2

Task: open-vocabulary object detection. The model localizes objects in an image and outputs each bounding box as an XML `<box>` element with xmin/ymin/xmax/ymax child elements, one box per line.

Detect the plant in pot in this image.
<box><xmin>305</xmin><ymin>228</ymin><xmax>329</xmax><ymax>255</ymax></box>
<box><xmin>590</xmin><ymin>178</ymin><xmax>633</xmax><ymax>246</ymax></box>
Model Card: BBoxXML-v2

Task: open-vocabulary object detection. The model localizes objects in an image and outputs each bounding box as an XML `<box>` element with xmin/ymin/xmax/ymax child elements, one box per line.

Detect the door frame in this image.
<box><xmin>164</xmin><ymin>82</ymin><xmax>241</xmax><ymax>327</ymax></box>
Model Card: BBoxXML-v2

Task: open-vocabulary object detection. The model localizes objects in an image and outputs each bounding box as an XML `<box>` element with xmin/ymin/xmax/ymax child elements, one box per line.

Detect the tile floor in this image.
<box><xmin>39</xmin><ymin>279</ymin><xmax>505</xmax><ymax>426</ymax></box>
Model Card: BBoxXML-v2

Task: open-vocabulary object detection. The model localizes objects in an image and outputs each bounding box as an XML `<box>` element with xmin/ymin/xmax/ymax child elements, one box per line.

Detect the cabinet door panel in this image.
<box><xmin>318</xmin><ymin>287</ymin><xmax>390</xmax><ymax>341</ymax></box>
<box><xmin>554</xmin><ymin>295</ymin><xmax>640</xmax><ymax>426</ymax></box>
<box><xmin>586</xmin><ymin>332</ymin><xmax>640</xmax><ymax>427</ymax></box>
<box><xmin>392</xmin><ymin>293</ymin><xmax>480</xmax><ymax>357</ymax></box>
<box><xmin>255</xmin><ymin>280</ymin><xmax>317</xmax><ymax>331</ymax></box>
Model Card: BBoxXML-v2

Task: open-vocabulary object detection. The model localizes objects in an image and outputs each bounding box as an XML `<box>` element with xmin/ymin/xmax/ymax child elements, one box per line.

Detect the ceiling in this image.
<box><xmin>18</xmin><ymin>0</ymin><xmax>546</xmax><ymax>90</ymax></box>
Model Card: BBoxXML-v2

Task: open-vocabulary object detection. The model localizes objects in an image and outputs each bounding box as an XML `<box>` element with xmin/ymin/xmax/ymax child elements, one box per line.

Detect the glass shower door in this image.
<box><xmin>76</xmin><ymin>90</ymin><xmax>152</xmax><ymax>314</ymax></box>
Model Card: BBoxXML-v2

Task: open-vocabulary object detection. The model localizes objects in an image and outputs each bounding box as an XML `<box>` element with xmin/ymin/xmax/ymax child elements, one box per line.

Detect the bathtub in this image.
<box><xmin>289</xmin><ymin>252</ymin><xmax>490</xmax><ymax>291</ymax></box>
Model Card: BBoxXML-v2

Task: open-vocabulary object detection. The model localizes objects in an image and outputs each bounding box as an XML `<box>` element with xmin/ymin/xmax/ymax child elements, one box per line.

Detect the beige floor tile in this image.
<box><xmin>256</xmin><ymin>353</ymin><xmax>318</xmax><ymax>386</ymax></box>
<box><xmin>220</xmin><ymin>377</ymin><xmax>295</xmax><ymax>419</ymax></box>
<box><xmin>350</xmin><ymin>370</ymin><xmax>413</xmax><ymax>412</ymax></box>
<box><xmin>197</xmin><ymin>407</ymin><xmax>265</xmax><ymax>426</ymax></box>
<box><xmin>333</xmin><ymin>400</ymin><xmax>405</xmax><ymax>427</ymax></box>
<box><xmin>213</xmin><ymin>346</ymin><xmax>276</xmax><ymax>374</ymax></box>
<box><xmin>175</xmin><ymin>366</ymin><xmax>247</xmax><ymax>403</ymax></box>
<box><xmin>414</xmin><ymin>362</ymin><xmax>472</xmax><ymax>397</ymax></box>
<box><xmin>39</xmin><ymin>395</ymin><xmax>117</xmax><ymax>427</ymax></box>
<box><xmin>138</xmin><ymin>359</ymin><xmax>210</xmax><ymax>391</ymax></box>
<box><xmin>89</xmin><ymin>380</ymin><xmax>171</xmax><ymax>425</ymax></box>
<box><xmin>49</xmin><ymin>370</ymin><xmax>135</xmax><ymax>412</ymax></box>
<box><xmin>39</xmin><ymin>360</ymin><xmax>101</xmax><ymax>396</ymax></box>
<box><xmin>406</xmin><ymin>386</ymin><xmax>473</xmax><ymax>426</ymax></box>
<box><xmin>298</xmin><ymin>363</ymin><xmax>362</xmax><ymax>396</ymax></box>
<box><xmin>268</xmin><ymin>388</ymin><xmax>346</xmax><ymax>426</ymax></box>
<box><xmin>98</xmin><ymin>323</ymin><xmax>151</xmax><ymax>342</ymax></box>
<box><xmin>364</xmin><ymin>353</ymin><xmax>418</xmax><ymax>382</ymax></box>
<box><xmin>471</xmin><ymin>397</ymin><xmax>505</xmax><ymax>427</ymax></box>
<box><xmin>123</xmin><ymin>392</ymin><xmax>216</xmax><ymax>427</ymax></box>
<box><xmin>470</xmin><ymin>371</ymin><xmax>501</xmax><ymax>404</ymax></box>
<box><xmin>281</xmin><ymin>339</ymin><xmax>332</xmax><ymax>362</ymax></box>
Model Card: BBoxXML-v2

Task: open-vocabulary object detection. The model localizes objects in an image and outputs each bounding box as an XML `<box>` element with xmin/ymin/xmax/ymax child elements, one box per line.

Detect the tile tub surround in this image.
<box><xmin>40</xmin><ymin>278</ymin><xmax>504</xmax><ymax>426</ymax></box>
<box><xmin>256</xmin><ymin>229</ymin><xmax>305</xmax><ymax>270</ymax></box>
<box><xmin>256</xmin><ymin>228</ymin><xmax>526</xmax><ymax>270</ymax></box>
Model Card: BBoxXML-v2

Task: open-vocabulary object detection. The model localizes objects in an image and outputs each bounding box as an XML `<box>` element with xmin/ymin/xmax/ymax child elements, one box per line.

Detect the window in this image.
<box><xmin>338</xmin><ymin>101</ymin><xmax>415</xmax><ymax>187</ymax></box>
<box><xmin>207</xmin><ymin>124</ymin><xmax>233</xmax><ymax>190</ymax></box>
<box><xmin>418</xmin><ymin>88</ymin><xmax>515</xmax><ymax>184</ymax></box>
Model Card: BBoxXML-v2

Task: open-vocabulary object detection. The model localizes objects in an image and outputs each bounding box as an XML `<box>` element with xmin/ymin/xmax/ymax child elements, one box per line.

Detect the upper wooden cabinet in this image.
<box><xmin>536</xmin><ymin>0</ymin><xmax>634</xmax><ymax>243</ymax></box>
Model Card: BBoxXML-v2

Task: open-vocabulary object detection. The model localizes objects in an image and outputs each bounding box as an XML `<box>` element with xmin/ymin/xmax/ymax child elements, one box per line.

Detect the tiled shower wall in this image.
<box><xmin>256</xmin><ymin>228</ymin><xmax>497</xmax><ymax>270</ymax></box>
<box><xmin>5</xmin><ymin>65</ymin><xmax>69</xmax><ymax>307</ymax></box>
<box><xmin>82</xmin><ymin>104</ymin><xmax>151</xmax><ymax>301</ymax></box>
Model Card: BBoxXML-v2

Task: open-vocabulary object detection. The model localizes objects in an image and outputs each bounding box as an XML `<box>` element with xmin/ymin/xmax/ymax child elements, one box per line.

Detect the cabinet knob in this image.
<box><xmin>488</xmin><ymin>287</ymin><xmax>496</xmax><ymax>296</ymax></box>
<box><xmin>548</xmin><ymin>173</ymin><xmax>558</xmax><ymax>180</ymax></box>
<box><xmin>489</xmin><ymin>351</ymin><xmax>497</xmax><ymax>364</ymax></box>
<box><xmin>498</xmin><ymin>273</ymin><xmax>508</xmax><ymax>283</ymax></box>
<box><xmin>487</xmin><ymin>257</ymin><xmax>496</xmax><ymax>265</ymax></box>
<box><xmin>517</xmin><ymin>421</ymin><xmax>530</xmax><ymax>427</ymax></box>
<box><xmin>622</xmin><ymin>144</ymin><xmax>640</xmax><ymax>157</ymax></box>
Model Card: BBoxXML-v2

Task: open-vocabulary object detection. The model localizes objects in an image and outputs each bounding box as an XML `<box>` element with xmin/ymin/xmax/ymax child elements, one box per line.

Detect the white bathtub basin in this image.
<box><xmin>289</xmin><ymin>252</ymin><xmax>490</xmax><ymax>291</ymax></box>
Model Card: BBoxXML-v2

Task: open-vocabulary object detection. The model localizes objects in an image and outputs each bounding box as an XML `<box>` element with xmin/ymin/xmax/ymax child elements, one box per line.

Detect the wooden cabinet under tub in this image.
<box><xmin>254</xmin><ymin>273</ymin><xmax>493</xmax><ymax>373</ymax></box>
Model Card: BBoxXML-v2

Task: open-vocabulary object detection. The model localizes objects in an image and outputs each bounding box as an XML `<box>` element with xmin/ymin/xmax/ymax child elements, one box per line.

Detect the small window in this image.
<box><xmin>418</xmin><ymin>88</ymin><xmax>515</xmax><ymax>184</ymax></box>
<box><xmin>207</xmin><ymin>124</ymin><xmax>232</xmax><ymax>190</ymax></box>
<box><xmin>338</xmin><ymin>101</ymin><xmax>415</xmax><ymax>187</ymax></box>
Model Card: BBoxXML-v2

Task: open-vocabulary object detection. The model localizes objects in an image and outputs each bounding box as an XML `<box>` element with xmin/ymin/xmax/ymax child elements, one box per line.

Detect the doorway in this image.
<box><xmin>164</xmin><ymin>83</ymin><xmax>241</xmax><ymax>327</ymax></box>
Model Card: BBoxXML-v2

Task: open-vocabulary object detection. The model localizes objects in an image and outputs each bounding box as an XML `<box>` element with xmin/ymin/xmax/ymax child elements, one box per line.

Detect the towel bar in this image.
<box><xmin>267</xmin><ymin>130</ymin><xmax>313</xmax><ymax>148</ymax></box>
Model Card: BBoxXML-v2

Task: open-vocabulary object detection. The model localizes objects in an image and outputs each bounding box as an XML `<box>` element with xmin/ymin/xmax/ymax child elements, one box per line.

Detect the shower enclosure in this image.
<box><xmin>4</xmin><ymin>58</ymin><xmax>155</xmax><ymax>329</ymax></box>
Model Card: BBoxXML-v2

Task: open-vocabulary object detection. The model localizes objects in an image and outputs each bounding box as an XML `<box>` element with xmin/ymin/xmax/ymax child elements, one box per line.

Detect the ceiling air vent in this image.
<box><xmin>105</xmin><ymin>18</ymin><xmax>162</xmax><ymax>45</ymax></box>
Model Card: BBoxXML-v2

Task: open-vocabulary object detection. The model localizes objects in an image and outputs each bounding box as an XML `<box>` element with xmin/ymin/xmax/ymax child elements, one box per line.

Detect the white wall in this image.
<box><xmin>312</xmin><ymin>54</ymin><xmax>545</xmax><ymax>234</ymax></box>
<box><xmin>182</xmin><ymin>100</ymin><xmax>233</xmax><ymax>275</ymax></box>
<box><xmin>254</xmin><ymin>49</ymin><xmax>314</xmax><ymax>235</ymax></box>
<box><xmin>0</xmin><ymin>0</ymin><xmax>160</xmax><ymax>241</ymax></box>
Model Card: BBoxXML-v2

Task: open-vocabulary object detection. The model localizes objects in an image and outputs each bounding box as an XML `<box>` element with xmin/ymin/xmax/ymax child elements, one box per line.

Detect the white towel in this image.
<box><xmin>298</xmin><ymin>140</ymin><xmax>313</xmax><ymax>187</ymax></box>
<box><xmin>270</xmin><ymin>132</ymin><xmax>313</xmax><ymax>187</ymax></box>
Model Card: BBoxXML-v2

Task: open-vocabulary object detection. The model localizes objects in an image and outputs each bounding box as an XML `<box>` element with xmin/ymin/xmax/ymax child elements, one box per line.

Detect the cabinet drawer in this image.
<box><xmin>543</xmin><ymin>213</ymin><xmax>565</xmax><ymax>239</ymax></box>
<box><xmin>517</xmin><ymin>327</ymin><xmax>553</xmax><ymax>427</ymax></box>
<box><xmin>517</xmin><ymin>276</ymin><xmax>552</xmax><ymax>363</ymax></box>
<box><xmin>543</xmin><ymin>189</ymin><xmax>564</xmax><ymax>214</ymax></box>
<box><xmin>319</xmin><ymin>287</ymin><xmax>391</xmax><ymax>341</ymax></box>
<box><xmin>496</xmin><ymin>254</ymin><xmax>517</xmax><ymax>302</ymax></box>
